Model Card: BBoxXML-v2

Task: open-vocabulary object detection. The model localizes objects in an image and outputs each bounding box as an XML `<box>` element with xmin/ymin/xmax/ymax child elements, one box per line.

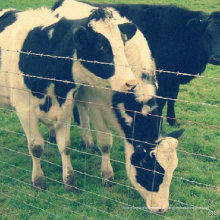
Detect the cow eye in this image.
<box><xmin>142</xmin><ymin>73</ymin><xmax>150</xmax><ymax>81</ymax></box>
<box><xmin>99</xmin><ymin>45</ymin><xmax>105</xmax><ymax>51</ymax></box>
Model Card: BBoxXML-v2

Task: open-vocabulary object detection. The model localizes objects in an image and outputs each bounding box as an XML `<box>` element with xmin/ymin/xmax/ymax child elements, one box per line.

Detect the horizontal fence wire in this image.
<box><xmin>0</xmin><ymin>190</ymin><xmax>59</xmax><ymax>218</ymax></box>
<box><xmin>0</xmin><ymin>182</ymin><xmax>85</xmax><ymax>219</ymax></box>
<box><xmin>0</xmin><ymin>82</ymin><xmax>219</xmax><ymax>138</ymax></box>
<box><xmin>1</xmin><ymin>49</ymin><xmax>220</xmax><ymax>109</ymax></box>
<box><xmin>2</xmin><ymin>48</ymin><xmax>220</xmax><ymax>81</ymax></box>
<box><xmin>1</xmin><ymin>69</ymin><xmax>219</xmax><ymax>110</ymax></box>
<box><xmin>0</xmin><ymin>106</ymin><xmax>219</xmax><ymax>162</ymax></box>
<box><xmin>0</xmin><ymin>164</ymin><xmax>172</xmax><ymax>219</ymax></box>
<box><xmin>0</xmin><ymin>84</ymin><xmax>219</xmax><ymax>131</ymax></box>
<box><xmin>0</xmin><ymin>47</ymin><xmax>219</xmax><ymax>218</ymax></box>
<box><xmin>0</xmin><ymin>134</ymin><xmax>219</xmax><ymax>191</ymax></box>
<box><xmin>0</xmin><ymin>174</ymin><xmax>119</xmax><ymax>220</ymax></box>
<box><xmin>0</xmin><ymin>146</ymin><xmax>216</xmax><ymax>213</ymax></box>
<box><xmin>0</xmin><ymin>101</ymin><xmax>219</xmax><ymax>190</ymax></box>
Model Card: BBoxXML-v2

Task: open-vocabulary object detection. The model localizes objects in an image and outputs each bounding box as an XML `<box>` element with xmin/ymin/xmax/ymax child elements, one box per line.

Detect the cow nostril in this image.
<box><xmin>126</xmin><ymin>83</ymin><xmax>136</xmax><ymax>90</ymax></box>
<box><xmin>125</xmin><ymin>80</ymin><xmax>137</xmax><ymax>90</ymax></box>
<box><xmin>131</xmin><ymin>85</ymin><xmax>137</xmax><ymax>91</ymax></box>
<box><xmin>157</xmin><ymin>208</ymin><xmax>167</xmax><ymax>214</ymax></box>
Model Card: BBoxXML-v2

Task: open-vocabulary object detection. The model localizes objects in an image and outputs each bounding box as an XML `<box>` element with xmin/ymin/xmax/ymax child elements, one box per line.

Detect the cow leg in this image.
<box><xmin>55</xmin><ymin>118</ymin><xmax>77</xmax><ymax>192</ymax></box>
<box><xmin>97</xmin><ymin>131</ymin><xmax>114</xmax><ymax>187</ymax></box>
<box><xmin>91</xmin><ymin>113</ymin><xmax>114</xmax><ymax>187</ymax></box>
<box><xmin>77</xmin><ymin>102</ymin><xmax>94</xmax><ymax>148</ymax></box>
<box><xmin>48</xmin><ymin>127</ymin><xmax>56</xmax><ymax>143</ymax></box>
<box><xmin>167</xmin><ymin>84</ymin><xmax>180</xmax><ymax>126</ymax></box>
<box><xmin>16</xmin><ymin>110</ymin><xmax>46</xmax><ymax>190</ymax></box>
<box><xmin>157</xmin><ymin>96</ymin><xmax>167</xmax><ymax>118</ymax></box>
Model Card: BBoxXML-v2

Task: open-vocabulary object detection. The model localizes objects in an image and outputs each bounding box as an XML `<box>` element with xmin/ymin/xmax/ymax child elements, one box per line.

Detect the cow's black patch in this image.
<box><xmin>19</xmin><ymin>18</ymin><xmax>77</xmax><ymax>106</ymax></box>
<box><xmin>131</xmin><ymin>146</ymin><xmax>165</xmax><ymax>192</ymax></box>
<box><xmin>112</xmin><ymin>91</ymin><xmax>162</xmax><ymax>191</ymax></box>
<box><xmin>40</xmin><ymin>96</ymin><xmax>52</xmax><ymax>113</ymax></box>
<box><xmin>52</xmin><ymin>0</ymin><xmax>65</xmax><ymax>11</ymax></box>
<box><xmin>0</xmin><ymin>10</ymin><xmax>19</xmax><ymax>33</ymax></box>
<box><xmin>141</xmin><ymin>73</ymin><xmax>150</xmax><ymax>81</ymax></box>
<box><xmin>112</xmin><ymin>92</ymin><xmax>160</xmax><ymax>147</ymax></box>
<box><xmin>118</xmin><ymin>23</ymin><xmax>137</xmax><ymax>41</ymax></box>
<box><xmin>31</xmin><ymin>145</ymin><xmax>43</xmax><ymax>158</ymax></box>
<box><xmin>76</xmin><ymin>28</ymin><xmax>114</xmax><ymax>79</ymax></box>
<box><xmin>145</xmin><ymin>98</ymin><xmax>157</xmax><ymax>109</ymax></box>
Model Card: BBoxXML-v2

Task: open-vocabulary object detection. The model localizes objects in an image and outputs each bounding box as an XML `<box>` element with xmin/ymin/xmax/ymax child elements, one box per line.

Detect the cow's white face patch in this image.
<box><xmin>125</xmin><ymin>137</ymin><xmax>178</xmax><ymax>213</ymax></box>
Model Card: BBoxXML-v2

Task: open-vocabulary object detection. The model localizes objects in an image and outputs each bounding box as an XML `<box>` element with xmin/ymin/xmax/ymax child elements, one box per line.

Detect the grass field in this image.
<box><xmin>0</xmin><ymin>0</ymin><xmax>219</xmax><ymax>219</ymax></box>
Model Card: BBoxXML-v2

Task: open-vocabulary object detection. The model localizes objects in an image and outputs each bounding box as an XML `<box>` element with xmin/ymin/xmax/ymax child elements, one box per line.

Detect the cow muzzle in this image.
<box><xmin>124</xmin><ymin>80</ymin><xmax>137</xmax><ymax>91</ymax></box>
<box><xmin>110</xmin><ymin>76</ymin><xmax>137</xmax><ymax>92</ymax></box>
<box><xmin>147</xmin><ymin>203</ymin><xmax>169</xmax><ymax>214</ymax></box>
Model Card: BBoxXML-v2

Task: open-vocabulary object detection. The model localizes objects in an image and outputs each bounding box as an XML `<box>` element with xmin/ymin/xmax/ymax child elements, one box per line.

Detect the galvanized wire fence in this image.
<box><xmin>0</xmin><ymin>49</ymin><xmax>219</xmax><ymax>219</ymax></box>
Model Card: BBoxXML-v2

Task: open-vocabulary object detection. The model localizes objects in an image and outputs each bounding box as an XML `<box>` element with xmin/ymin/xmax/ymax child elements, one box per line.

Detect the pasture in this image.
<box><xmin>0</xmin><ymin>0</ymin><xmax>219</xmax><ymax>219</ymax></box>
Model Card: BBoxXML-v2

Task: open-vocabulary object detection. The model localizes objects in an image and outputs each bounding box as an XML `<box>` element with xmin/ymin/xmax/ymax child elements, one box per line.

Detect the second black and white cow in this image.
<box><xmin>0</xmin><ymin>7</ymin><xmax>138</xmax><ymax>190</ymax></box>
<box><xmin>74</xmin><ymin>83</ymin><xmax>184</xmax><ymax>214</ymax></box>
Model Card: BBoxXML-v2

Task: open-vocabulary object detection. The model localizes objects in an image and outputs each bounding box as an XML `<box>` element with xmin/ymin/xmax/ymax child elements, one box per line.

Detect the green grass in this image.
<box><xmin>0</xmin><ymin>0</ymin><xmax>220</xmax><ymax>220</ymax></box>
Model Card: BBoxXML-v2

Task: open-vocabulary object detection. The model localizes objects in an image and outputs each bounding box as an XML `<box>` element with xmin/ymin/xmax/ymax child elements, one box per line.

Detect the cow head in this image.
<box><xmin>74</xmin><ymin>8</ymin><xmax>137</xmax><ymax>92</ymax></box>
<box><xmin>125</xmin><ymin>129</ymin><xmax>184</xmax><ymax>213</ymax></box>
<box><xmin>187</xmin><ymin>11</ymin><xmax>220</xmax><ymax>65</ymax></box>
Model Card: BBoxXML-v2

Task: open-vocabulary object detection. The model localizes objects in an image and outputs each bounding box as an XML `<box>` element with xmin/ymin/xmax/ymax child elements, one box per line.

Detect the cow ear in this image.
<box><xmin>166</xmin><ymin>128</ymin><xmax>185</xmax><ymax>139</ymax></box>
<box><xmin>118</xmin><ymin>23</ymin><xmax>137</xmax><ymax>41</ymax></box>
<box><xmin>74</xmin><ymin>26</ymin><xmax>88</xmax><ymax>49</ymax></box>
<box><xmin>187</xmin><ymin>18</ymin><xmax>207</xmax><ymax>34</ymax></box>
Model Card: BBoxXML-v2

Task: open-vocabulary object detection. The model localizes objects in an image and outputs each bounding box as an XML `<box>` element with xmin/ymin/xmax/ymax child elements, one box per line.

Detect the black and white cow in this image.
<box><xmin>53</xmin><ymin>0</ymin><xmax>220</xmax><ymax>125</ymax></box>
<box><xmin>74</xmin><ymin>84</ymin><xmax>184</xmax><ymax>214</ymax></box>
<box><xmin>52</xmin><ymin>0</ymin><xmax>184</xmax><ymax>213</ymax></box>
<box><xmin>0</xmin><ymin>7</ymin><xmax>138</xmax><ymax>191</ymax></box>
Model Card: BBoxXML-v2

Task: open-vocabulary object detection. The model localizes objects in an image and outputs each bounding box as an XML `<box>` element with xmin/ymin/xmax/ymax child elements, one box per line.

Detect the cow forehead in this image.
<box><xmin>153</xmin><ymin>144</ymin><xmax>178</xmax><ymax>172</ymax></box>
<box><xmin>142</xmin><ymin>147</ymin><xmax>177</xmax><ymax>191</ymax></box>
<box><xmin>89</xmin><ymin>18</ymin><xmax>123</xmax><ymax>49</ymax></box>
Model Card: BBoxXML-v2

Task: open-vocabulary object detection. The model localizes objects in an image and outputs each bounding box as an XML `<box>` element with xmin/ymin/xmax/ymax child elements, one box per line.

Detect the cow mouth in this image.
<box><xmin>209</xmin><ymin>56</ymin><xmax>220</xmax><ymax>65</ymax></box>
